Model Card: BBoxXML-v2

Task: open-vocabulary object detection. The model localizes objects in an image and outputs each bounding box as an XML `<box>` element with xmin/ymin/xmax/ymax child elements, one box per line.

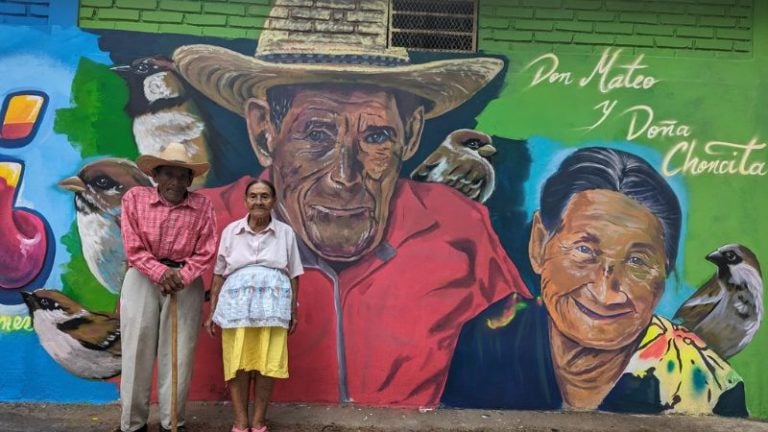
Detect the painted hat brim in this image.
<box><xmin>136</xmin><ymin>154</ymin><xmax>210</xmax><ymax>177</ymax></box>
<box><xmin>173</xmin><ymin>44</ymin><xmax>504</xmax><ymax>119</ymax></box>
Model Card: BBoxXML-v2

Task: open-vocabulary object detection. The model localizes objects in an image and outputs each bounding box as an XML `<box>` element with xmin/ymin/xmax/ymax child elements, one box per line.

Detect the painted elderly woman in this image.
<box><xmin>444</xmin><ymin>147</ymin><xmax>747</xmax><ymax>416</ymax></box>
<box><xmin>205</xmin><ymin>179</ymin><xmax>303</xmax><ymax>432</ymax></box>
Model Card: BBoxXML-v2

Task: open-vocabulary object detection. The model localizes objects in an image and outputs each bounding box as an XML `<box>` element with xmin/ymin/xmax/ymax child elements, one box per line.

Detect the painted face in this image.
<box><xmin>532</xmin><ymin>190</ymin><xmax>667</xmax><ymax>350</ymax></box>
<box><xmin>267</xmin><ymin>87</ymin><xmax>417</xmax><ymax>262</ymax></box>
<box><xmin>245</xmin><ymin>182</ymin><xmax>275</xmax><ymax>219</ymax></box>
<box><xmin>153</xmin><ymin>165</ymin><xmax>192</xmax><ymax>205</ymax></box>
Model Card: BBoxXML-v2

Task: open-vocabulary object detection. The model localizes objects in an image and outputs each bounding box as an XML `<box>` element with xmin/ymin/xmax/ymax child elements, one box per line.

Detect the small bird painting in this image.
<box><xmin>22</xmin><ymin>289</ymin><xmax>121</xmax><ymax>380</ymax></box>
<box><xmin>674</xmin><ymin>244</ymin><xmax>763</xmax><ymax>359</ymax></box>
<box><xmin>59</xmin><ymin>158</ymin><xmax>152</xmax><ymax>294</ymax></box>
<box><xmin>410</xmin><ymin>129</ymin><xmax>497</xmax><ymax>203</ymax></box>
<box><xmin>112</xmin><ymin>55</ymin><xmax>212</xmax><ymax>188</ymax></box>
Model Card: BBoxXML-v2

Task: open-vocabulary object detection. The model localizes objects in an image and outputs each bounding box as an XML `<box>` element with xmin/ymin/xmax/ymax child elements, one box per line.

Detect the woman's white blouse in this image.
<box><xmin>214</xmin><ymin>216</ymin><xmax>304</xmax><ymax>278</ymax></box>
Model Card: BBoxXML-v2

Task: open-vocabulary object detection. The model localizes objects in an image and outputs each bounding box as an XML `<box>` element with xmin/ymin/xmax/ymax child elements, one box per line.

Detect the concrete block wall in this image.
<box><xmin>79</xmin><ymin>0</ymin><xmax>274</xmax><ymax>38</ymax></box>
<box><xmin>78</xmin><ymin>0</ymin><xmax>387</xmax><ymax>43</ymax></box>
<box><xmin>478</xmin><ymin>0</ymin><xmax>754</xmax><ymax>57</ymax></box>
<box><xmin>78</xmin><ymin>0</ymin><xmax>756</xmax><ymax>57</ymax></box>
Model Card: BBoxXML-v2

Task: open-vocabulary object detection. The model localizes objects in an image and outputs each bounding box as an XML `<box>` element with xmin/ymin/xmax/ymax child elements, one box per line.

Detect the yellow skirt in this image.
<box><xmin>221</xmin><ymin>327</ymin><xmax>288</xmax><ymax>381</ymax></box>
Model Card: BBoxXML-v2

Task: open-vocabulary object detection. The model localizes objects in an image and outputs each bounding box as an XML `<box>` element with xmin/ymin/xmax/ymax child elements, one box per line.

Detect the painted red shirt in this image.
<box><xmin>191</xmin><ymin>177</ymin><xmax>530</xmax><ymax>407</ymax></box>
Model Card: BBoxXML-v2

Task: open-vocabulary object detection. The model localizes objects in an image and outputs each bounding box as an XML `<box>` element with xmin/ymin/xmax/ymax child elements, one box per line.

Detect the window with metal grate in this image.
<box><xmin>389</xmin><ymin>0</ymin><xmax>478</xmax><ymax>53</ymax></box>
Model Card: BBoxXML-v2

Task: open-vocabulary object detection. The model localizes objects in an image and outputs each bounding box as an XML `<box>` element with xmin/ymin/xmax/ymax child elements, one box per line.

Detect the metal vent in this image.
<box><xmin>389</xmin><ymin>0</ymin><xmax>478</xmax><ymax>53</ymax></box>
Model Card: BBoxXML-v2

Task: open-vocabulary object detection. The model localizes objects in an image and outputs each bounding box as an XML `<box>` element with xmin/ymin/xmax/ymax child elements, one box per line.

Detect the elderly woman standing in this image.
<box><xmin>205</xmin><ymin>179</ymin><xmax>303</xmax><ymax>432</ymax></box>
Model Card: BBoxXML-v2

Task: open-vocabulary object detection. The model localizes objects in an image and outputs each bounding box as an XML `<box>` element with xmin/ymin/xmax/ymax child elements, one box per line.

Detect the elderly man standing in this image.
<box><xmin>172</xmin><ymin>0</ymin><xmax>530</xmax><ymax>408</ymax></box>
<box><xmin>118</xmin><ymin>142</ymin><xmax>217</xmax><ymax>432</ymax></box>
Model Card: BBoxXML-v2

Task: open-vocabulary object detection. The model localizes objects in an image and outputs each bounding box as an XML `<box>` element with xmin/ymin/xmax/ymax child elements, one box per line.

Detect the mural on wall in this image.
<box><xmin>0</xmin><ymin>159</ymin><xmax>50</xmax><ymax>292</ymax></box>
<box><xmin>444</xmin><ymin>147</ymin><xmax>748</xmax><ymax>415</ymax></box>
<box><xmin>22</xmin><ymin>289</ymin><xmax>121</xmax><ymax>380</ymax></box>
<box><xmin>1</xmin><ymin>91</ymin><xmax>48</xmax><ymax>146</ymax></box>
<box><xmin>0</xmin><ymin>0</ymin><xmax>766</xmax><ymax>419</ymax></box>
<box><xmin>409</xmin><ymin>129</ymin><xmax>497</xmax><ymax>203</ymax></box>
<box><xmin>59</xmin><ymin>158</ymin><xmax>152</xmax><ymax>295</ymax></box>
<box><xmin>0</xmin><ymin>26</ymin><xmax>122</xmax><ymax>402</ymax></box>
<box><xmin>0</xmin><ymin>92</ymin><xmax>52</xmax><ymax>297</ymax></box>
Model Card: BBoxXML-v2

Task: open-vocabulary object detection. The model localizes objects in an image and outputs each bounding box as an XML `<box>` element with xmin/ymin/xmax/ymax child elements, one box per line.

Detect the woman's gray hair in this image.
<box><xmin>539</xmin><ymin>147</ymin><xmax>682</xmax><ymax>272</ymax></box>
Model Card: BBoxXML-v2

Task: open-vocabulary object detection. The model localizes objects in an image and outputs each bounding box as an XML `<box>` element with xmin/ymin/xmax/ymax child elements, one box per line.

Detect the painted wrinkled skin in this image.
<box><xmin>528</xmin><ymin>189</ymin><xmax>670</xmax><ymax>409</ymax></box>
<box><xmin>246</xmin><ymin>84</ymin><xmax>423</xmax><ymax>262</ymax></box>
<box><xmin>531</xmin><ymin>189</ymin><xmax>667</xmax><ymax>350</ymax></box>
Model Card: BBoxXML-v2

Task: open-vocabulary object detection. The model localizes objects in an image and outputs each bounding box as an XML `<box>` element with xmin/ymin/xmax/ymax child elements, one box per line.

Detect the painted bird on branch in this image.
<box><xmin>674</xmin><ymin>243</ymin><xmax>763</xmax><ymax>359</ymax></box>
<box><xmin>410</xmin><ymin>129</ymin><xmax>497</xmax><ymax>203</ymax></box>
<box><xmin>112</xmin><ymin>55</ymin><xmax>214</xmax><ymax>188</ymax></box>
<box><xmin>59</xmin><ymin>158</ymin><xmax>152</xmax><ymax>294</ymax></box>
<box><xmin>22</xmin><ymin>289</ymin><xmax>121</xmax><ymax>380</ymax></box>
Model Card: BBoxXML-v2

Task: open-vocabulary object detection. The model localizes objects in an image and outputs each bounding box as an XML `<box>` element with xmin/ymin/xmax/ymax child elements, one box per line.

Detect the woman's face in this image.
<box><xmin>531</xmin><ymin>190</ymin><xmax>668</xmax><ymax>350</ymax></box>
<box><xmin>245</xmin><ymin>182</ymin><xmax>275</xmax><ymax>219</ymax></box>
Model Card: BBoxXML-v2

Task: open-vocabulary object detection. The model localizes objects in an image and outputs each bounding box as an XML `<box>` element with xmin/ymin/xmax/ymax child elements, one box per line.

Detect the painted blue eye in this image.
<box><xmin>365</xmin><ymin>131</ymin><xmax>391</xmax><ymax>144</ymax></box>
<box><xmin>628</xmin><ymin>256</ymin><xmax>648</xmax><ymax>267</ymax></box>
<box><xmin>307</xmin><ymin>130</ymin><xmax>332</xmax><ymax>142</ymax></box>
<box><xmin>575</xmin><ymin>245</ymin><xmax>593</xmax><ymax>255</ymax></box>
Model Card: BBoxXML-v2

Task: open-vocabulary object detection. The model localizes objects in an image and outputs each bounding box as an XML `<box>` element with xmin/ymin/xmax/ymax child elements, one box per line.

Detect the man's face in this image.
<box><xmin>252</xmin><ymin>86</ymin><xmax>422</xmax><ymax>262</ymax></box>
<box><xmin>530</xmin><ymin>189</ymin><xmax>667</xmax><ymax>350</ymax></box>
<box><xmin>153</xmin><ymin>165</ymin><xmax>192</xmax><ymax>205</ymax></box>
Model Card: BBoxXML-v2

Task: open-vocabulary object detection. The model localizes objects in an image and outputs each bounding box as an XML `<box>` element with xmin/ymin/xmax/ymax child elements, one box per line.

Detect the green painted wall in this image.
<box><xmin>476</xmin><ymin>0</ymin><xmax>768</xmax><ymax>417</ymax></box>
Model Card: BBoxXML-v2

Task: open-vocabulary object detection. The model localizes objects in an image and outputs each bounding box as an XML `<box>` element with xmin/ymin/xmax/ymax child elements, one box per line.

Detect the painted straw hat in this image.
<box><xmin>136</xmin><ymin>142</ymin><xmax>210</xmax><ymax>177</ymax></box>
<box><xmin>172</xmin><ymin>0</ymin><xmax>503</xmax><ymax>120</ymax></box>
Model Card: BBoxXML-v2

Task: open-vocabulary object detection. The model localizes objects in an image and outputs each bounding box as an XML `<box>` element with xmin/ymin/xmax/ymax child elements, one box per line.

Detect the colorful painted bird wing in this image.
<box><xmin>673</xmin><ymin>275</ymin><xmax>723</xmax><ymax>326</ymax></box>
<box><xmin>56</xmin><ymin>313</ymin><xmax>121</xmax><ymax>355</ymax></box>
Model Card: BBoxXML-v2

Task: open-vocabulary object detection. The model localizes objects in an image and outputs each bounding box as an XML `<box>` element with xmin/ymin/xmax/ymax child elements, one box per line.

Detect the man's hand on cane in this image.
<box><xmin>159</xmin><ymin>268</ymin><xmax>185</xmax><ymax>294</ymax></box>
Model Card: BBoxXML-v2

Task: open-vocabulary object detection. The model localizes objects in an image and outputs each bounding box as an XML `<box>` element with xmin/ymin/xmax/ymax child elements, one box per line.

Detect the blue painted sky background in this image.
<box><xmin>0</xmin><ymin>25</ymin><xmax>118</xmax><ymax>402</ymax></box>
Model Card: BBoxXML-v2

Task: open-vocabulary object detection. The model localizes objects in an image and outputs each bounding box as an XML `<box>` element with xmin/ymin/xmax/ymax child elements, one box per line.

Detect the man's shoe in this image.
<box><xmin>160</xmin><ymin>426</ymin><xmax>186</xmax><ymax>432</ymax></box>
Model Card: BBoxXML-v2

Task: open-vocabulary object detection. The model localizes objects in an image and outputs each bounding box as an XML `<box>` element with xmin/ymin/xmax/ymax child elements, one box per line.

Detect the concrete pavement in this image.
<box><xmin>2</xmin><ymin>402</ymin><xmax>768</xmax><ymax>432</ymax></box>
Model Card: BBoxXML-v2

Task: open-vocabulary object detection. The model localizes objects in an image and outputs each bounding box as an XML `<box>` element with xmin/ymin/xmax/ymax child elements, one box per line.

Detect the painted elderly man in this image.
<box><xmin>172</xmin><ymin>1</ymin><xmax>529</xmax><ymax>407</ymax></box>
<box><xmin>118</xmin><ymin>143</ymin><xmax>217</xmax><ymax>432</ymax></box>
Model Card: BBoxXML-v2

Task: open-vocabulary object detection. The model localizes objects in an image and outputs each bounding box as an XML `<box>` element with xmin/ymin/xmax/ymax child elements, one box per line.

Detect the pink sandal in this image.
<box><xmin>251</xmin><ymin>426</ymin><xmax>268</xmax><ymax>432</ymax></box>
<box><xmin>230</xmin><ymin>426</ymin><xmax>249</xmax><ymax>432</ymax></box>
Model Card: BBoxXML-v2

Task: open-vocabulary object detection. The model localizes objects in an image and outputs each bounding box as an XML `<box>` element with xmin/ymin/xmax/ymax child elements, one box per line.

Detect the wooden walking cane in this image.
<box><xmin>170</xmin><ymin>292</ymin><xmax>178</xmax><ymax>432</ymax></box>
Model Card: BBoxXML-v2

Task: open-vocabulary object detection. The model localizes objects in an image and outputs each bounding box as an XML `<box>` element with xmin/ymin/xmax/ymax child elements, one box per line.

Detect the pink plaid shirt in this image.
<box><xmin>121</xmin><ymin>186</ymin><xmax>217</xmax><ymax>286</ymax></box>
